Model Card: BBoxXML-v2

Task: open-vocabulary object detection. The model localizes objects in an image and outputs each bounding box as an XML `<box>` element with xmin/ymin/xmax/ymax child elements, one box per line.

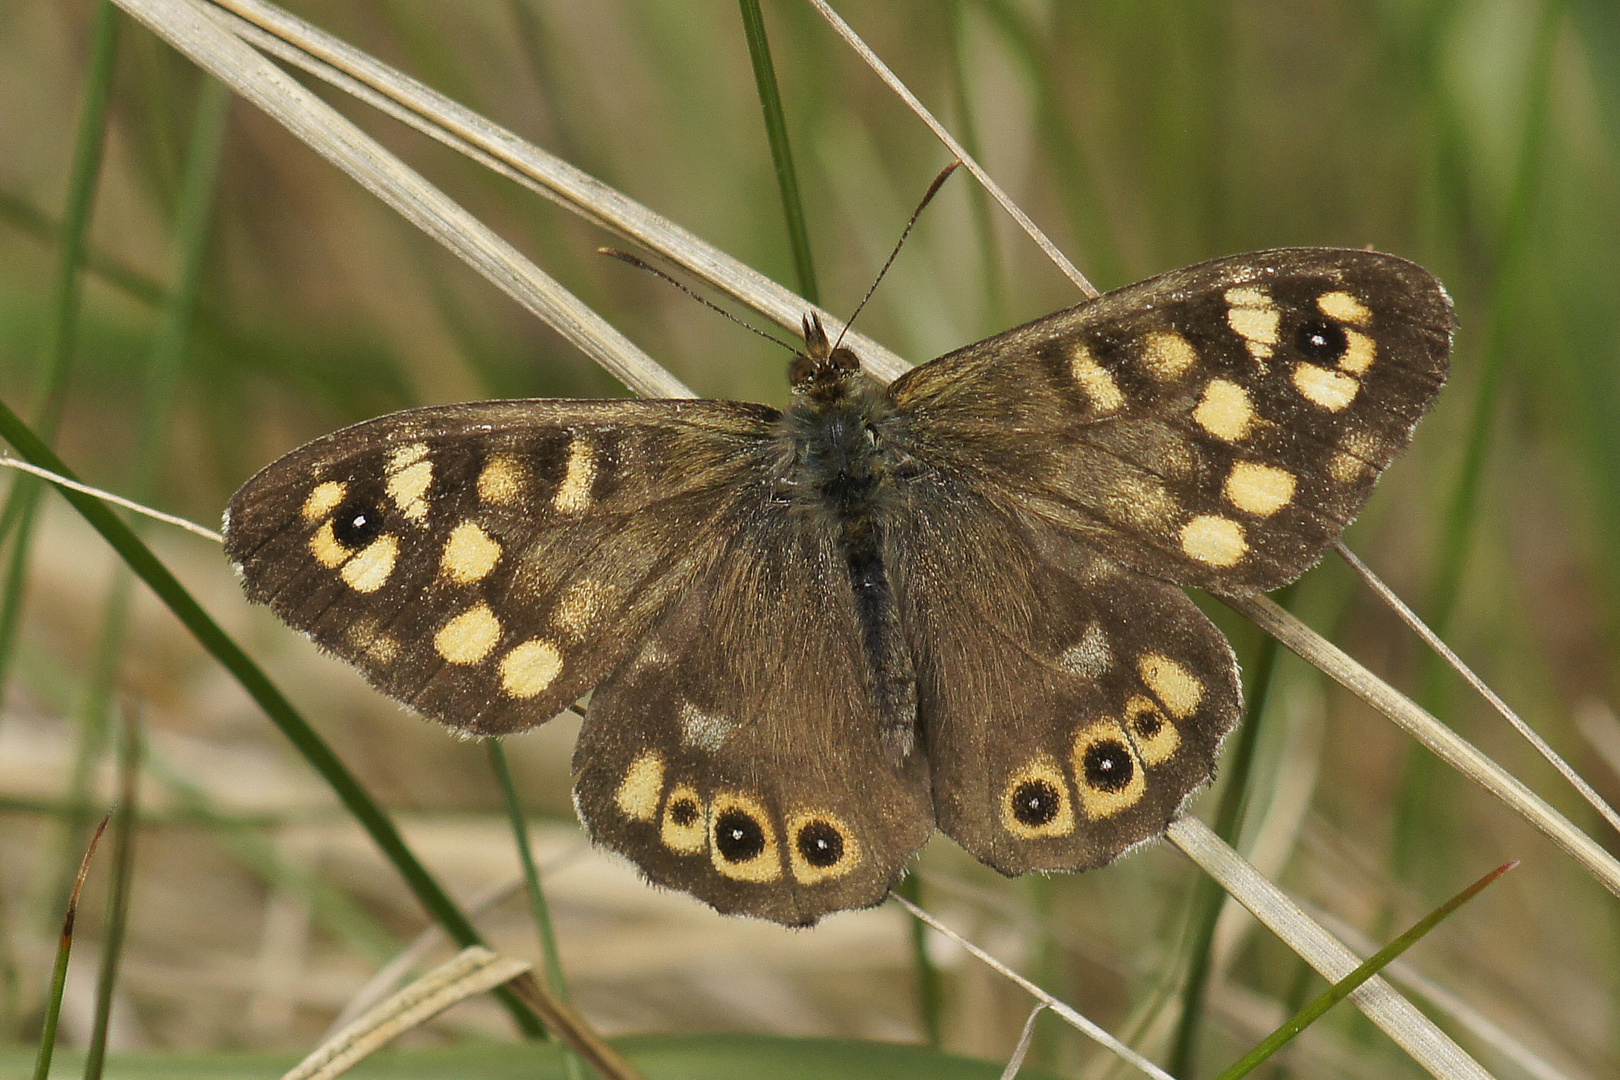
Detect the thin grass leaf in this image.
<box><xmin>891</xmin><ymin>893</ymin><xmax>1175</xmax><ymax>1080</ymax></box>
<box><xmin>0</xmin><ymin>395</ymin><xmax>545</xmax><ymax>1038</ymax></box>
<box><xmin>84</xmin><ymin>709</ymin><xmax>142</xmax><ymax>1080</ymax></box>
<box><xmin>1166</xmin><ymin>817</ymin><xmax>1491</xmax><ymax>1079</ymax></box>
<box><xmin>1169</xmin><ymin>586</ymin><xmax>1292</xmax><ymax>1076</ymax></box>
<box><xmin>279</xmin><ymin>947</ymin><xmax>533</xmax><ymax>1080</ymax></box>
<box><xmin>1227</xmin><ymin>594</ymin><xmax>1620</xmax><ymax>899</ymax></box>
<box><xmin>114</xmin><ymin>0</ymin><xmax>681</xmax><ymax>399</ymax></box>
<box><xmin>1213</xmin><ymin>862</ymin><xmax>1518</xmax><ymax>1080</ymax></box>
<box><xmin>28</xmin><ymin>810</ymin><xmax>112</xmax><ymax>1080</ymax></box>
<box><xmin>739</xmin><ymin>0</ymin><xmax>819</xmax><ymax>305</ymax></box>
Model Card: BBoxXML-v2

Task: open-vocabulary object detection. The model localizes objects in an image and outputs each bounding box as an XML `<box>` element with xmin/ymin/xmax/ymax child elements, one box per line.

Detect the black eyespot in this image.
<box><xmin>668</xmin><ymin>797</ymin><xmax>699</xmax><ymax>828</ymax></box>
<box><xmin>1082</xmin><ymin>741</ymin><xmax>1135</xmax><ymax>793</ymax></box>
<box><xmin>796</xmin><ymin>820</ymin><xmax>845</xmax><ymax>868</ymax></box>
<box><xmin>714</xmin><ymin>809</ymin><xmax>766</xmax><ymax>863</ymax></box>
<box><xmin>1011</xmin><ymin>779</ymin><xmax>1061</xmax><ymax>826</ymax></box>
<box><xmin>331</xmin><ymin>495</ymin><xmax>385</xmax><ymax>549</ymax></box>
<box><xmin>1295</xmin><ymin>318</ymin><xmax>1349</xmax><ymax>361</ymax></box>
<box><xmin>1132</xmin><ymin>710</ymin><xmax>1164</xmax><ymax>739</ymax></box>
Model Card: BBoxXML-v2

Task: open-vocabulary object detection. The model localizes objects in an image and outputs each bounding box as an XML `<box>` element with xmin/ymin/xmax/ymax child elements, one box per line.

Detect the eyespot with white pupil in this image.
<box><xmin>332</xmin><ymin>496</ymin><xmax>385</xmax><ymax>549</ymax></box>
<box><xmin>795</xmin><ymin>820</ymin><xmax>844</xmax><ymax>868</ymax></box>
<box><xmin>1082</xmin><ymin>740</ymin><xmax>1135</xmax><ymax>793</ymax></box>
<box><xmin>1011</xmin><ymin>779</ymin><xmax>1061</xmax><ymax>827</ymax></box>
<box><xmin>1295</xmin><ymin>318</ymin><xmax>1349</xmax><ymax>362</ymax></box>
<box><xmin>714</xmin><ymin>808</ymin><xmax>766</xmax><ymax>862</ymax></box>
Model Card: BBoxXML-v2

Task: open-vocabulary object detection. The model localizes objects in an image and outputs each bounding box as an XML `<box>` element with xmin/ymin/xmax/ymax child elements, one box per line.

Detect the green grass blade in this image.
<box><xmin>1213</xmin><ymin>861</ymin><xmax>1518</xmax><ymax>1080</ymax></box>
<box><xmin>739</xmin><ymin>0</ymin><xmax>819</xmax><ymax>306</ymax></box>
<box><xmin>1168</xmin><ymin>587</ymin><xmax>1292</xmax><ymax>1078</ymax></box>
<box><xmin>83</xmin><ymin>713</ymin><xmax>142</xmax><ymax>1080</ymax></box>
<box><xmin>0</xmin><ymin>396</ymin><xmax>544</xmax><ymax>1038</ymax></box>
<box><xmin>28</xmin><ymin>811</ymin><xmax>112</xmax><ymax>1080</ymax></box>
<box><xmin>488</xmin><ymin>741</ymin><xmax>581</xmax><ymax>1079</ymax></box>
<box><xmin>0</xmin><ymin>1</ymin><xmax>121</xmax><ymax>719</ymax></box>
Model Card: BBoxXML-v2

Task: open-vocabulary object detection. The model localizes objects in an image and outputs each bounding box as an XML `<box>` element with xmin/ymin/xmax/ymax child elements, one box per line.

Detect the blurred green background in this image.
<box><xmin>0</xmin><ymin>1</ymin><xmax>1617</xmax><ymax>1077</ymax></box>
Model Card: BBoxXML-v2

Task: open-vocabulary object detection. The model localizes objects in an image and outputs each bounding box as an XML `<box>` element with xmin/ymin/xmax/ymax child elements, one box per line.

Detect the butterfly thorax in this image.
<box><xmin>780</xmin><ymin>322</ymin><xmax>918</xmax><ymax>761</ymax></box>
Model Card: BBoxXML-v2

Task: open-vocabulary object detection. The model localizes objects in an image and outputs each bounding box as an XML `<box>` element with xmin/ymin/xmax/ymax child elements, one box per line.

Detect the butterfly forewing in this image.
<box><xmin>573</xmin><ymin>501</ymin><xmax>934</xmax><ymax>925</ymax></box>
<box><xmin>887</xmin><ymin>249</ymin><xmax>1454</xmax><ymax>594</ymax></box>
<box><xmin>225</xmin><ymin>399</ymin><xmax>778</xmax><ymax>735</ymax></box>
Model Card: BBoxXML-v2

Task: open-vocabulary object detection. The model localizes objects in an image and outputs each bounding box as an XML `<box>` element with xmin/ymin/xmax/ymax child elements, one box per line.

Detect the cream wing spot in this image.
<box><xmin>680</xmin><ymin>702</ymin><xmax>736</xmax><ymax>751</ymax></box>
<box><xmin>661</xmin><ymin>786</ymin><xmax>706</xmax><ymax>854</ymax></box>
<box><xmin>1059</xmin><ymin>622</ymin><xmax>1112</xmax><ymax>678</ymax></box>
<box><xmin>440</xmin><ymin>520</ymin><xmax>502</xmax><ymax>584</ymax></box>
<box><xmin>1316</xmin><ymin>289</ymin><xmax>1373</xmax><ymax>326</ymax></box>
<box><xmin>340</xmin><ymin>534</ymin><xmax>399</xmax><ymax>593</ymax></box>
<box><xmin>1139</xmin><ymin>330</ymin><xmax>1198</xmax><ymax>381</ymax></box>
<box><xmin>1138</xmin><ymin>653</ymin><xmax>1204</xmax><ymax>719</ymax></box>
<box><xmin>477</xmin><ymin>454</ymin><xmax>526</xmax><ymax>505</ymax></box>
<box><xmin>1338</xmin><ymin>327</ymin><xmax>1377</xmax><ymax>375</ymax></box>
<box><xmin>1225</xmin><ymin>462</ymin><xmax>1297</xmax><ymax>516</ymax></box>
<box><xmin>788</xmin><ymin>811</ymin><xmax>862</xmax><ymax>884</ymax></box>
<box><xmin>1072</xmin><ymin>723</ymin><xmax>1146</xmax><ymax>819</ymax></box>
<box><xmin>1069</xmin><ymin>344</ymin><xmax>1125</xmax><ymax>412</ymax></box>
<box><xmin>1124</xmin><ymin>696</ymin><xmax>1181</xmax><ymax>765</ymax></box>
<box><xmin>1106</xmin><ymin>473</ymin><xmax>1178</xmax><ymax>533</ymax></box>
<box><xmin>1225</xmin><ymin>286</ymin><xmax>1280</xmax><ymax>358</ymax></box>
<box><xmin>309</xmin><ymin>521</ymin><xmax>349</xmax><ymax>569</ymax></box>
<box><xmin>553</xmin><ymin>439</ymin><xmax>596</xmax><ymax>513</ymax></box>
<box><xmin>1293</xmin><ymin>363</ymin><xmax>1360</xmax><ymax>411</ymax></box>
<box><xmin>499</xmin><ymin>639</ymin><xmax>562</xmax><ymax>698</ymax></box>
<box><xmin>1193</xmin><ymin>378</ymin><xmax>1256</xmax><ymax>442</ymax></box>
<box><xmin>1001</xmin><ymin>759</ymin><xmax>1076</xmax><ymax>839</ymax></box>
<box><xmin>302</xmin><ymin>481</ymin><xmax>346</xmax><ymax>522</ymax></box>
<box><xmin>553</xmin><ymin>579</ymin><xmax>613</xmax><ymax>638</ymax></box>
<box><xmin>710</xmin><ymin>792</ymin><xmax>780</xmax><ymax>882</ymax></box>
<box><xmin>614</xmin><ymin>751</ymin><xmax>664</xmax><ymax>822</ymax></box>
<box><xmin>1180</xmin><ymin>515</ymin><xmax>1247</xmax><ymax>567</ymax></box>
<box><xmin>434</xmin><ymin>603</ymin><xmax>502</xmax><ymax>664</ymax></box>
<box><xmin>385</xmin><ymin>452</ymin><xmax>434</xmax><ymax>523</ymax></box>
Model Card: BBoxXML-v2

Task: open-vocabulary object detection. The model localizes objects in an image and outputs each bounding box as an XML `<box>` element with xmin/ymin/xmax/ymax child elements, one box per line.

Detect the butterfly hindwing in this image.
<box><xmin>887</xmin><ymin>248</ymin><xmax>1454</xmax><ymax>595</ymax></box>
<box><xmin>885</xmin><ymin>471</ymin><xmax>1241</xmax><ymax>874</ymax></box>
<box><xmin>224</xmin><ymin>399</ymin><xmax>778</xmax><ymax>735</ymax></box>
<box><xmin>573</xmin><ymin>498</ymin><xmax>934</xmax><ymax>925</ymax></box>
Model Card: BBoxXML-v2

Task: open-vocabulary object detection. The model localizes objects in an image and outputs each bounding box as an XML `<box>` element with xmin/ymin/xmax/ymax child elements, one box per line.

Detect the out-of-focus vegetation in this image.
<box><xmin>0</xmin><ymin>1</ymin><xmax>1616</xmax><ymax>1077</ymax></box>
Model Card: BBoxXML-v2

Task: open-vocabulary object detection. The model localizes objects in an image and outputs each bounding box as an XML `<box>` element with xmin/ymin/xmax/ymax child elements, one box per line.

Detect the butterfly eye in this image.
<box><xmin>1010</xmin><ymin>778</ymin><xmax>1062</xmax><ymax>827</ymax></box>
<box><xmin>795</xmin><ymin>820</ymin><xmax>845</xmax><ymax>868</ymax></box>
<box><xmin>1295</xmin><ymin>317</ymin><xmax>1349</xmax><ymax>362</ymax></box>
<box><xmin>714</xmin><ymin>808</ymin><xmax>767</xmax><ymax>863</ymax></box>
<box><xmin>332</xmin><ymin>495</ymin><xmax>386</xmax><ymax>549</ymax></box>
<box><xmin>1080</xmin><ymin>739</ymin><xmax>1135</xmax><ymax>794</ymax></box>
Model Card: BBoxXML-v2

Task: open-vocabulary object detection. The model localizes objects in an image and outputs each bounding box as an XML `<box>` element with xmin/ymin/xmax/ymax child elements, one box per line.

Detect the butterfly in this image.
<box><xmin>224</xmin><ymin>248</ymin><xmax>1453</xmax><ymax>925</ymax></box>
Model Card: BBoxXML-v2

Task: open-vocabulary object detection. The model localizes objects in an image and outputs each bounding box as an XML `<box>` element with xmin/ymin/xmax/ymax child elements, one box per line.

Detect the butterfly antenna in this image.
<box><xmin>832</xmin><ymin>160</ymin><xmax>961</xmax><ymax>352</ymax></box>
<box><xmin>598</xmin><ymin>249</ymin><xmax>800</xmax><ymax>354</ymax></box>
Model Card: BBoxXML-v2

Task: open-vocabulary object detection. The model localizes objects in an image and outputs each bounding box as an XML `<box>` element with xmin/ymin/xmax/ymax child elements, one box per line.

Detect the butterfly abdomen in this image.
<box><xmin>782</xmin><ymin>381</ymin><xmax>918</xmax><ymax>759</ymax></box>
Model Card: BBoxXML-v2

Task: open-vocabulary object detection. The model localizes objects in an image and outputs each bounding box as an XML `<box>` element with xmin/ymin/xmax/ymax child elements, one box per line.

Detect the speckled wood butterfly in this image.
<box><xmin>225</xmin><ymin>248</ymin><xmax>1452</xmax><ymax>925</ymax></box>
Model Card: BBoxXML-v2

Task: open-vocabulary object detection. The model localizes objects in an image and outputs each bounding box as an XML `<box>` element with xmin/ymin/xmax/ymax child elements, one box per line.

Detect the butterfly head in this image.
<box><xmin>790</xmin><ymin>314</ymin><xmax>862</xmax><ymax>400</ymax></box>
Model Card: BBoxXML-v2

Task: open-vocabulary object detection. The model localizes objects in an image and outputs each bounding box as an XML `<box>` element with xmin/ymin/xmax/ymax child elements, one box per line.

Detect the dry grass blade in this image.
<box><xmin>112</xmin><ymin>0</ymin><xmax>685</xmax><ymax>399</ymax></box>
<box><xmin>279</xmin><ymin>947</ymin><xmax>533</xmax><ymax>1080</ymax></box>
<box><xmin>0</xmin><ymin>457</ymin><xmax>223</xmax><ymax>542</ymax></box>
<box><xmin>1335</xmin><ymin>541</ymin><xmax>1620</xmax><ymax>837</ymax></box>
<box><xmin>806</xmin><ymin>0</ymin><xmax>1097</xmax><ymax>300</ymax></box>
<box><xmin>1226</xmin><ymin>593</ymin><xmax>1620</xmax><ymax>898</ymax></box>
<box><xmin>197</xmin><ymin>0</ymin><xmax>910</xmax><ymax>381</ymax></box>
<box><xmin>891</xmin><ymin>894</ymin><xmax>1174</xmax><ymax>1080</ymax></box>
<box><xmin>1166</xmin><ymin>818</ymin><xmax>1490</xmax><ymax>1080</ymax></box>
